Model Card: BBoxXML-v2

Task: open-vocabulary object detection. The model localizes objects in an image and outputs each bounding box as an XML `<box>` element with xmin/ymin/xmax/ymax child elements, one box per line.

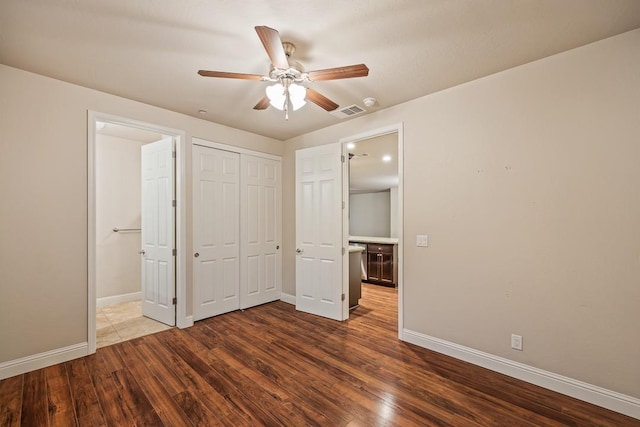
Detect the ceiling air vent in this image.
<box><xmin>330</xmin><ymin>104</ymin><xmax>367</xmax><ymax>119</ymax></box>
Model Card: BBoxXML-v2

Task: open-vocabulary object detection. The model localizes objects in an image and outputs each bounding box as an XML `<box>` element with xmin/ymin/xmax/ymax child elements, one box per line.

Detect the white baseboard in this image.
<box><xmin>280</xmin><ymin>292</ymin><xmax>296</xmax><ymax>305</ymax></box>
<box><xmin>97</xmin><ymin>291</ymin><xmax>141</xmax><ymax>307</ymax></box>
<box><xmin>0</xmin><ymin>343</ymin><xmax>88</xmax><ymax>380</ymax></box>
<box><xmin>402</xmin><ymin>329</ymin><xmax>640</xmax><ymax>420</ymax></box>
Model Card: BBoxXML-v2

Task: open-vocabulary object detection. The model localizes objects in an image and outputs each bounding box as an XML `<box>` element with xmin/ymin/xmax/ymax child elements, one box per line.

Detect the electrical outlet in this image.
<box><xmin>511</xmin><ymin>334</ymin><xmax>523</xmax><ymax>351</ymax></box>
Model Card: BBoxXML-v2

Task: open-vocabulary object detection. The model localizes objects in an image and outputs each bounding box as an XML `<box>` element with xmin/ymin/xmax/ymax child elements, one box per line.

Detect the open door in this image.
<box><xmin>140</xmin><ymin>137</ymin><xmax>176</xmax><ymax>326</ymax></box>
<box><xmin>295</xmin><ymin>143</ymin><xmax>347</xmax><ymax>321</ymax></box>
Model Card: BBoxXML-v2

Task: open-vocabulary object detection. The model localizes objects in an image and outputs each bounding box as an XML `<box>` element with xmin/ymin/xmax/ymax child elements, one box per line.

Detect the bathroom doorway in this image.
<box><xmin>87</xmin><ymin>113</ymin><xmax>188</xmax><ymax>353</ymax></box>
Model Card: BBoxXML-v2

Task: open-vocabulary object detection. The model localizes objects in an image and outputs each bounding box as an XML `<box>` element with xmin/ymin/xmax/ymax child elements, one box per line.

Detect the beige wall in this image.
<box><xmin>95</xmin><ymin>134</ymin><xmax>145</xmax><ymax>300</ymax></box>
<box><xmin>283</xmin><ymin>29</ymin><xmax>640</xmax><ymax>398</ymax></box>
<box><xmin>0</xmin><ymin>64</ymin><xmax>282</xmax><ymax>363</ymax></box>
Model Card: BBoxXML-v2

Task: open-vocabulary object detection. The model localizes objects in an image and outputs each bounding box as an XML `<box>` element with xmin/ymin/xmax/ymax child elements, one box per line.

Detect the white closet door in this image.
<box><xmin>240</xmin><ymin>155</ymin><xmax>282</xmax><ymax>309</ymax></box>
<box><xmin>192</xmin><ymin>145</ymin><xmax>240</xmax><ymax>321</ymax></box>
<box><xmin>141</xmin><ymin>137</ymin><xmax>176</xmax><ymax>326</ymax></box>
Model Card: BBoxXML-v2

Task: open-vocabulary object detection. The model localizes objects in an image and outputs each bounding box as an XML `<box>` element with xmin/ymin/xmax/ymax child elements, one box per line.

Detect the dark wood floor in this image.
<box><xmin>1</xmin><ymin>284</ymin><xmax>638</xmax><ymax>426</ymax></box>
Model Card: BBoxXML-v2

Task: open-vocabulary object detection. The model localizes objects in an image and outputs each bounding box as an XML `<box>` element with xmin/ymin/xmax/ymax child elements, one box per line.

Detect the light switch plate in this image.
<box><xmin>416</xmin><ymin>235</ymin><xmax>428</xmax><ymax>247</ymax></box>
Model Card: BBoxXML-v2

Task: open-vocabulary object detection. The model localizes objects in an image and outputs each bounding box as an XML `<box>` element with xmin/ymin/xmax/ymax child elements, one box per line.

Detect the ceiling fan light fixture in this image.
<box><xmin>266</xmin><ymin>83</ymin><xmax>286</xmax><ymax>110</ymax></box>
<box><xmin>289</xmin><ymin>83</ymin><xmax>306</xmax><ymax>111</ymax></box>
<box><xmin>266</xmin><ymin>81</ymin><xmax>307</xmax><ymax>112</ymax></box>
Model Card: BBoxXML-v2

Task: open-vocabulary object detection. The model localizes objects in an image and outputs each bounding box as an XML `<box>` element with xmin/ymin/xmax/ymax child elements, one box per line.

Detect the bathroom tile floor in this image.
<box><xmin>97</xmin><ymin>300</ymin><xmax>172</xmax><ymax>348</ymax></box>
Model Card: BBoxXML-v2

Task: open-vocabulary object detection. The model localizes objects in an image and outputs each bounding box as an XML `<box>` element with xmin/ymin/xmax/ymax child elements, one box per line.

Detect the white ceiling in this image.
<box><xmin>349</xmin><ymin>133</ymin><xmax>398</xmax><ymax>193</ymax></box>
<box><xmin>2</xmin><ymin>1</ymin><xmax>640</xmax><ymax>141</ymax></box>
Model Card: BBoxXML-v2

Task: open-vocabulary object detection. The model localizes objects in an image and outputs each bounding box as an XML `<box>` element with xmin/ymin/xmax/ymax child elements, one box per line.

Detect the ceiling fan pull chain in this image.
<box><xmin>284</xmin><ymin>96</ymin><xmax>290</xmax><ymax>120</ymax></box>
<box><xmin>284</xmin><ymin>78</ymin><xmax>290</xmax><ymax>120</ymax></box>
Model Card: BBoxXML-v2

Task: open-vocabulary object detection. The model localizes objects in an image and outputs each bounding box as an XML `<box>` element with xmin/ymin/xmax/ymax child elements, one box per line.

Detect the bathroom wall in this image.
<box><xmin>95</xmin><ymin>134</ymin><xmax>146</xmax><ymax>303</ymax></box>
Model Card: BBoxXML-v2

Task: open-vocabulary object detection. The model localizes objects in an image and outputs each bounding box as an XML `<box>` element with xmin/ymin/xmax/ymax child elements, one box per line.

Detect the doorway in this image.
<box><xmin>342</xmin><ymin>124</ymin><xmax>403</xmax><ymax>336</ymax></box>
<box><xmin>293</xmin><ymin>124</ymin><xmax>402</xmax><ymax>328</ymax></box>
<box><xmin>87</xmin><ymin>112</ymin><xmax>188</xmax><ymax>354</ymax></box>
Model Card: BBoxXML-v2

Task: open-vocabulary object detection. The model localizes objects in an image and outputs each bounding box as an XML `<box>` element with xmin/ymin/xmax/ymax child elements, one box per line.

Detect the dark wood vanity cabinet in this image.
<box><xmin>366</xmin><ymin>243</ymin><xmax>395</xmax><ymax>286</ymax></box>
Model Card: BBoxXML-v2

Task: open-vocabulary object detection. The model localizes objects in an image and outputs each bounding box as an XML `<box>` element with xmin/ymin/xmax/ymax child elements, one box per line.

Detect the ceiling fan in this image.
<box><xmin>198</xmin><ymin>26</ymin><xmax>369</xmax><ymax>119</ymax></box>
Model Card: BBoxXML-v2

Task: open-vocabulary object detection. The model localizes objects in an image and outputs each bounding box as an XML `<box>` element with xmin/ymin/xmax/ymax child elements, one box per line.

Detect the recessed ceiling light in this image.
<box><xmin>347</xmin><ymin>142</ymin><xmax>355</xmax><ymax>149</ymax></box>
<box><xmin>382</xmin><ymin>155</ymin><xmax>392</xmax><ymax>162</ymax></box>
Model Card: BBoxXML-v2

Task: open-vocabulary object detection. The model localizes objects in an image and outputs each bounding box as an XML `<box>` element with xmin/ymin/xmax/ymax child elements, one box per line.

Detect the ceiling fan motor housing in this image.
<box><xmin>269</xmin><ymin>42</ymin><xmax>305</xmax><ymax>81</ymax></box>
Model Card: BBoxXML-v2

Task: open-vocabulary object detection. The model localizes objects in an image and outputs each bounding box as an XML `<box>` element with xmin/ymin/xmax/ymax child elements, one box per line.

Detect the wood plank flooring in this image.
<box><xmin>1</xmin><ymin>284</ymin><xmax>638</xmax><ymax>426</ymax></box>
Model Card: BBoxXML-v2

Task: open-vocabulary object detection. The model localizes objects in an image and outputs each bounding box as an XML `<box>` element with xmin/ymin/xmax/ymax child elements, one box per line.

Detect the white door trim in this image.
<box><xmin>87</xmin><ymin>111</ymin><xmax>190</xmax><ymax>355</ymax></box>
<box><xmin>339</xmin><ymin>123</ymin><xmax>404</xmax><ymax>337</ymax></box>
<box><xmin>193</xmin><ymin>138</ymin><xmax>281</xmax><ymax>161</ymax></box>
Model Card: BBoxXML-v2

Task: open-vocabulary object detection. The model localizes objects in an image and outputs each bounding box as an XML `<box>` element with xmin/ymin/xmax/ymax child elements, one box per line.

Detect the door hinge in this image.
<box><xmin>172</xmin><ymin>199</ymin><xmax>176</xmax><ymax>207</ymax></box>
<box><xmin>342</xmin><ymin>201</ymin><xmax>345</xmax><ymax>209</ymax></box>
<box><xmin>342</xmin><ymin>247</ymin><xmax>346</xmax><ymax>255</ymax></box>
<box><xmin>172</xmin><ymin>151</ymin><xmax>176</xmax><ymax>158</ymax></box>
<box><xmin>172</xmin><ymin>297</ymin><xmax>177</xmax><ymax>305</ymax></box>
<box><xmin>341</xmin><ymin>293</ymin><xmax>345</xmax><ymax>301</ymax></box>
<box><xmin>341</xmin><ymin>154</ymin><xmax>345</xmax><ymax>163</ymax></box>
<box><xmin>172</xmin><ymin>248</ymin><xmax>176</xmax><ymax>256</ymax></box>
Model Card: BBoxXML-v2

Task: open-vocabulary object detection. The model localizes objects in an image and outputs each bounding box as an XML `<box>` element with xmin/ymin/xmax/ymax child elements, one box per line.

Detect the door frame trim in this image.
<box><xmin>87</xmin><ymin>111</ymin><xmax>189</xmax><ymax>355</ymax></box>
<box><xmin>192</xmin><ymin>138</ymin><xmax>282</xmax><ymax>161</ymax></box>
<box><xmin>339</xmin><ymin>123</ymin><xmax>404</xmax><ymax>335</ymax></box>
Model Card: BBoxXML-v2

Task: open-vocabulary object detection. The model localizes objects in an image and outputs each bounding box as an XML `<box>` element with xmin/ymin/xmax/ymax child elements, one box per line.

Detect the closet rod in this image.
<box><xmin>113</xmin><ymin>227</ymin><xmax>141</xmax><ymax>233</ymax></box>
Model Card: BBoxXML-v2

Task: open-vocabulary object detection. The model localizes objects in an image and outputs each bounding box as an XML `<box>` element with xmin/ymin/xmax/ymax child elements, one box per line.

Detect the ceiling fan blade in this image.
<box><xmin>198</xmin><ymin>70</ymin><xmax>264</xmax><ymax>80</ymax></box>
<box><xmin>306</xmin><ymin>88</ymin><xmax>339</xmax><ymax>111</ymax></box>
<box><xmin>306</xmin><ymin>64</ymin><xmax>369</xmax><ymax>81</ymax></box>
<box><xmin>253</xmin><ymin>96</ymin><xmax>270</xmax><ymax>110</ymax></box>
<box><xmin>255</xmin><ymin>26</ymin><xmax>289</xmax><ymax>70</ymax></box>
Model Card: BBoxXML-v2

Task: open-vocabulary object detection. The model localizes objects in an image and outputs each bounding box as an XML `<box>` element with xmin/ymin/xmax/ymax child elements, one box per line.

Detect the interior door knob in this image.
<box><xmin>139</xmin><ymin>250</ymin><xmax>145</xmax><ymax>255</ymax></box>
<box><xmin>296</xmin><ymin>248</ymin><xmax>303</xmax><ymax>254</ymax></box>
<box><xmin>194</xmin><ymin>252</ymin><xmax>199</xmax><ymax>258</ymax></box>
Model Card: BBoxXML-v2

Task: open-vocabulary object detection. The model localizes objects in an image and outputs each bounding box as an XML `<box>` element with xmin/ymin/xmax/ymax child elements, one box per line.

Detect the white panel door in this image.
<box><xmin>141</xmin><ymin>137</ymin><xmax>176</xmax><ymax>326</ymax></box>
<box><xmin>240</xmin><ymin>155</ymin><xmax>282</xmax><ymax>309</ymax></box>
<box><xmin>295</xmin><ymin>143</ymin><xmax>346</xmax><ymax>321</ymax></box>
<box><xmin>192</xmin><ymin>145</ymin><xmax>240</xmax><ymax>321</ymax></box>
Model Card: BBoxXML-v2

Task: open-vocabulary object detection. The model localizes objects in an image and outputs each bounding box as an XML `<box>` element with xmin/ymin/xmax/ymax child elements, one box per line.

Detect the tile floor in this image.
<box><xmin>96</xmin><ymin>300</ymin><xmax>172</xmax><ymax>348</ymax></box>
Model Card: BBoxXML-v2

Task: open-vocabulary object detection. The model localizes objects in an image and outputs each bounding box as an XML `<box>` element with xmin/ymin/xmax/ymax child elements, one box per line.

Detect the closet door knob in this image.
<box><xmin>138</xmin><ymin>250</ymin><xmax>145</xmax><ymax>255</ymax></box>
<box><xmin>194</xmin><ymin>252</ymin><xmax>200</xmax><ymax>258</ymax></box>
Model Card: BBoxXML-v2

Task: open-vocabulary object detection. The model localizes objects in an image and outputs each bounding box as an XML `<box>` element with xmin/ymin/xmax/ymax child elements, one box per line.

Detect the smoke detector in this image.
<box><xmin>363</xmin><ymin>97</ymin><xmax>377</xmax><ymax>107</ymax></box>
